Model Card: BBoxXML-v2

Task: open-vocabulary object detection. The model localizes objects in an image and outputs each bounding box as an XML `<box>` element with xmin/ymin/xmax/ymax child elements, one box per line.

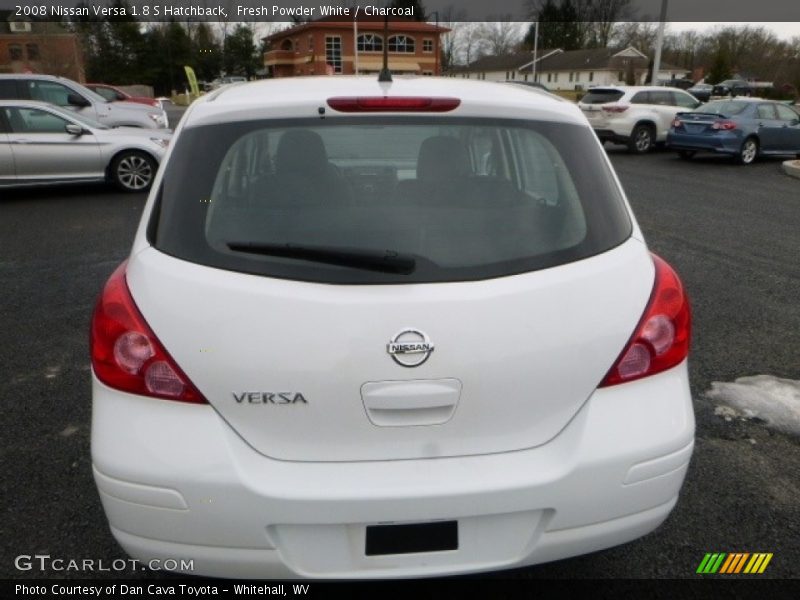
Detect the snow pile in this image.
<box><xmin>706</xmin><ymin>375</ymin><xmax>800</xmax><ymax>437</ymax></box>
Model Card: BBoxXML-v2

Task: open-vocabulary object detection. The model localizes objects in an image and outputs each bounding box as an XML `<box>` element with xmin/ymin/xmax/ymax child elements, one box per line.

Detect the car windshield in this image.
<box><xmin>580</xmin><ymin>89</ymin><xmax>624</xmax><ymax>104</ymax></box>
<box><xmin>152</xmin><ymin>117</ymin><xmax>631</xmax><ymax>284</ymax></box>
<box><xmin>696</xmin><ymin>101</ymin><xmax>750</xmax><ymax>116</ymax></box>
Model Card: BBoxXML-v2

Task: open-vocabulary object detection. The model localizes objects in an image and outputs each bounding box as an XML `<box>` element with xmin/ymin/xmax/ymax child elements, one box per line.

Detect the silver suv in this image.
<box><xmin>579</xmin><ymin>86</ymin><xmax>701</xmax><ymax>153</ymax></box>
<box><xmin>0</xmin><ymin>74</ymin><xmax>168</xmax><ymax>129</ymax></box>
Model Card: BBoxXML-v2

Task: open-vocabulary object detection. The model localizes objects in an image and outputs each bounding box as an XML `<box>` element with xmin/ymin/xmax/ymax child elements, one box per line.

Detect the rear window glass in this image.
<box><xmin>152</xmin><ymin>117</ymin><xmax>631</xmax><ymax>284</ymax></box>
<box><xmin>698</xmin><ymin>101</ymin><xmax>750</xmax><ymax>116</ymax></box>
<box><xmin>581</xmin><ymin>90</ymin><xmax>624</xmax><ymax>104</ymax></box>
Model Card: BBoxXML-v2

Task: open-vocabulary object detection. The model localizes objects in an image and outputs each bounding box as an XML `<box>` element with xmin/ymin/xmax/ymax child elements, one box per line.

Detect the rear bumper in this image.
<box><xmin>667</xmin><ymin>131</ymin><xmax>742</xmax><ymax>155</ymax></box>
<box><xmin>92</xmin><ymin>362</ymin><xmax>695</xmax><ymax>579</ymax></box>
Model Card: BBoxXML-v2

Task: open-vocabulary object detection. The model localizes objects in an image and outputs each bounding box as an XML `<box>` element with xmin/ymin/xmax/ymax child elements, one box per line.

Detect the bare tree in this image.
<box><xmin>611</xmin><ymin>21</ymin><xmax>661</xmax><ymax>52</ymax></box>
<box><xmin>435</xmin><ymin>6</ymin><xmax>469</xmax><ymax>70</ymax></box>
<box><xmin>475</xmin><ymin>19</ymin><xmax>524</xmax><ymax>56</ymax></box>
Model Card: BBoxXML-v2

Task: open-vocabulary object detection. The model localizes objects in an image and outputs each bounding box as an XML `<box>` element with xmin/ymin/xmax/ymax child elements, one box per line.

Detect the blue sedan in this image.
<box><xmin>667</xmin><ymin>99</ymin><xmax>800</xmax><ymax>165</ymax></box>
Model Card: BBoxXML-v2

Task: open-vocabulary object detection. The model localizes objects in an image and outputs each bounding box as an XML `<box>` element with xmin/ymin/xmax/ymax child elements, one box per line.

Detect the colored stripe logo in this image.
<box><xmin>697</xmin><ymin>552</ymin><xmax>773</xmax><ymax>574</ymax></box>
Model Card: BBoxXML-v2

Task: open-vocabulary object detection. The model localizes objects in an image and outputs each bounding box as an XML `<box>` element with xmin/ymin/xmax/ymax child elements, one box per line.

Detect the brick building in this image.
<box><xmin>264</xmin><ymin>17</ymin><xmax>448</xmax><ymax>77</ymax></box>
<box><xmin>0</xmin><ymin>15</ymin><xmax>85</xmax><ymax>82</ymax></box>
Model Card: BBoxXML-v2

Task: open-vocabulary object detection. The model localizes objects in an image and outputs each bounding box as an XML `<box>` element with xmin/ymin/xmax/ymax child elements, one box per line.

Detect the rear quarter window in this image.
<box><xmin>581</xmin><ymin>90</ymin><xmax>624</xmax><ymax>104</ymax></box>
<box><xmin>152</xmin><ymin>117</ymin><xmax>632</xmax><ymax>284</ymax></box>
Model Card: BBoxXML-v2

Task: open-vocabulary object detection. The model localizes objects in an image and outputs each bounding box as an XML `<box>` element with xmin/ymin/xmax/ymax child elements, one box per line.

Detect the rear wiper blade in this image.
<box><xmin>226</xmin><ymin>241</ymin><xmax>416</xmax><ymax>274</ymax></box>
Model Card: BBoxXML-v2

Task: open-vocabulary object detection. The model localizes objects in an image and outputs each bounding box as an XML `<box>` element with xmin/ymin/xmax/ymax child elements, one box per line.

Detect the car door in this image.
<box><xmin>0</xmin><ymin>108</ymin><xmax>16</xmax><ymax>185</ymax></box>
<box><xmin>773</xmin><ymin>103</ymin><xmax>800</xmax><ymax>153</ymax></box>
<box><xmin>754</xmin><ymin>103</ymin><xmax>783</xmax><ymax>153</ymax></box>
<box><xmin>2</xmin><ymin>106</ymin><xmax>103</xmax><ymax>182</ymax></box>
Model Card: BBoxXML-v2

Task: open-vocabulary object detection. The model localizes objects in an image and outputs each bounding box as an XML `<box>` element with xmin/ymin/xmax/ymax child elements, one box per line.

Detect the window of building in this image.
<box><xmin>422</xmin><ymin>39</ymin><xmax>433</xmax><ymax>53</ymax></box>
<box><xmin>575</xmin><ymin>72</ymin><xmax>580</xmax><ymax>82</ymax></box>
<box><xmin>547</xmin><ymin>73</ymin><xmax>551</xmax><ymax>82</ymax></box>
<box><xmin>280</xmin><ymin>39</ymin><xmax>294</xmax><ymax>51</ymax></box>
<box><xmin>422</xmin><ymin>71</ymin><xmax>433</xmax><ymax>76</ymax></box>
<box><xmin>357</xmin><ymin>33</ymin><xmax>383</xmax><ymax>52</ymax></box>
<box><xmin>618</xmin><ymin>71</ymin><xmax>624</xmax><ymax>81</ymax></box>
<box><xmin>553</xmin><ymin>73</ymin><xmax>558</xmax><ymax>82</ymax></box>
<box><xmin>325</xmin><ymin>36</ymin><xmax>342</xmax><ymax>74</ymax></box>
<box><xmin>388</xmin><ymin>35</ymin><xmax>415</xmax><ymax>53</ymax></box>
<box><xmin>569</xmin><ymin>72</ymin><xmax>573</xmax><ymax>82</ymax></box>
<box><xmin>589</xmin><ymin>72</ymin><xmax>594</xmax><ymax>82</ymax></box>
<box><xmin>9</xmin><ymin>44</ymin><xmax>23</xmax><ymax>61</ymax></box>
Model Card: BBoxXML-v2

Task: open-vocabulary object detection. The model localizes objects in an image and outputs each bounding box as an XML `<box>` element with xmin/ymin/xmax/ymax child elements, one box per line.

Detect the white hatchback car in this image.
<box><xmin>91</xmin><ymin>77</ymin><xmax>694</xmax><ymax>579</ymax></box>
<box><xmin>579</xmin><ymin>86</ymin><xmax>702</xmax><ymax>153</ymax></box>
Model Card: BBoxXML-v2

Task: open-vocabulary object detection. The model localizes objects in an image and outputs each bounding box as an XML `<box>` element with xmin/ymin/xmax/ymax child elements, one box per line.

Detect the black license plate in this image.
<box><xmin>365</xmin><ymin>521</ymin><xmax>458</xmax><ymax>556</ymax></box>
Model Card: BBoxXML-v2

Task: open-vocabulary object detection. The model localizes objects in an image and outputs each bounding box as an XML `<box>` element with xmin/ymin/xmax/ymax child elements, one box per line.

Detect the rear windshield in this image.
<box><xmin>580</xmin><ymin>90</ymin><xmax>624</xmax><ymax>104</ymax></box>
<box><xmin>151</xmin><ymin>117</ymin><xmax>631</xmax><ymax>284</ymax></box>
<box><xmin>697</xmin><ymin>101</ymin><xmax>750</xmax><ymax>116</ymax></box>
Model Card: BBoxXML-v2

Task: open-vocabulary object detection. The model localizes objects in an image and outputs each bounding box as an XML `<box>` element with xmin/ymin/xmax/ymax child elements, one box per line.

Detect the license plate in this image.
<box><xmin>365</xmin><ymin>521</ymin><xmax>458</xmax><ymax>556</ymax></box>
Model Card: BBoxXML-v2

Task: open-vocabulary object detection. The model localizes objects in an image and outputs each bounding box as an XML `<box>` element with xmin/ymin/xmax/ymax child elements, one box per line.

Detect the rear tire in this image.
<box><xmin>110</xmin><ymin>151</ymin><xmax>157</xmax><ymax>192</ymax></box>
<box><xmin>628</xmin><ymin>124</ymin><xmax>655</xmax><ymax>154</ymax></box>
<box><xmin>678</xmin><ymin>150</ymin><xmax>696</xmax><ymax>160</ymax></box>
<box><xmin>735</xmin><ymin>137</ymin><xmax>758</xmax><ymax>165</ymax></box>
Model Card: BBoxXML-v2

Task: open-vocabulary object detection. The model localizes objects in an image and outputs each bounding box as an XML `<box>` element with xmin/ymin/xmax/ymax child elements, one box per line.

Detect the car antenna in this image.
<box><xmin>378</xmin><ymin>16</ymin><xmax>392</xmax><ymax>82</ymax></box>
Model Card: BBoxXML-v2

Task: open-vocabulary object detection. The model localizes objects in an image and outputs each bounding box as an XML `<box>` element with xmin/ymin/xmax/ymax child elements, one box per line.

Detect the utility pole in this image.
<box><xmin>531</xmin><ymin>21</ymin><xmax>539</xmax><ymax>82</ymax></box>
<box><xmin>652</xmin><ymin>0</ymin><xmax>668</xmax><ymax>85</ymax></box>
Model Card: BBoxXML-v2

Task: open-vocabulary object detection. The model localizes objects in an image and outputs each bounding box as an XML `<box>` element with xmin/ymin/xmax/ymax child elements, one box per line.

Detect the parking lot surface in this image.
<box><xmin>1</xmin><ymin>149</ymin><xmax>798</xmax><ymax>579</ymax></box>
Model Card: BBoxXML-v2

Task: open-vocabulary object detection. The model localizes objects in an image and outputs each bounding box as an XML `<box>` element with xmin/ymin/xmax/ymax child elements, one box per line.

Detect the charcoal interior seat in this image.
<box><xmin>255</xmin><ymin>129</ymin><xmax>352</xmax><ymax>208</ymax></box>
<box><xmin>395</xmin><ymin>135</ymin><xmax>525</xmax><ymax>208</ymax></box>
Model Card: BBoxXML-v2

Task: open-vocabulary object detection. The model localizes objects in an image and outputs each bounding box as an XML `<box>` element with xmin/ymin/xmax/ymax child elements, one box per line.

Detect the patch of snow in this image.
<box><xmin>706</xmin><ymin>375</ymin><xmax>800</xmax><ymax>437</ymax></box>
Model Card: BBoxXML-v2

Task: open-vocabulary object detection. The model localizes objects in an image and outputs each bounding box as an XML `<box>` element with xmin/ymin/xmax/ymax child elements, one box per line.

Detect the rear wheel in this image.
<box><xmin>735</xmin><ymin>137</ymin><xmax>759</xmax><ymax>165</ymax></box>
<box><xmin>110</xmin><ymin>151</ymin><xmax>157</xmax><ymax>192</ymax></box>
<box><xmin>678</xmin><ymin>150</ymin><xmax>696</xmax><ymax>160</ymax></box>
<box><xmin>628</xmin><ymin>124</ymin><xmax>655</xmax><ymax>154</ymax></box>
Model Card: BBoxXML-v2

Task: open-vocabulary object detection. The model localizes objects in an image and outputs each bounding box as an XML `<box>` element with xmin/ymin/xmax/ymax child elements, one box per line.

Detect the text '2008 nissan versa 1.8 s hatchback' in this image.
<box><xmin>90</xmin><ymin>76</ymin><xmax>694</xmax><ymax>579</ymax></box>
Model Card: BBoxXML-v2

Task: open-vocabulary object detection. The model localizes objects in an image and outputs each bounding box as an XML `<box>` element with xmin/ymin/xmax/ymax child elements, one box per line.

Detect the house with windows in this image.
<box><xmin>263</xmin><ymin>16</ymin><xmax>449</xmax><ymax>77</ymax></box>
<box><xmin>445</xmin><ymin>49</ymin><xmax>561</xmax><ymax>82</ymax></box>
<box><xmin>449</xmin><ymin>46</ymin><xmax>686</xmax><ymax>90</ymax></box>
<box><xmin>0</xmin><ymin>14</ymin><xmax>85</xmax><ymax>82</ymax></box>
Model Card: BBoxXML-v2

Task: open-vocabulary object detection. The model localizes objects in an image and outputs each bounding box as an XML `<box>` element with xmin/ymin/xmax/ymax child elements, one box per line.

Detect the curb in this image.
<box><xmin>782</xmin><ymin>160</ymin><xmax>800</xmax><ymax>180</ymax></box>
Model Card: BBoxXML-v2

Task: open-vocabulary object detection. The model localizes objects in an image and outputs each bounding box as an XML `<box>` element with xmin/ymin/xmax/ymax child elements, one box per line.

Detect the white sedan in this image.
<box><xmin>0</xmin><ymin>100</ymin><xmax>170</xmax><ymax>192</ymax></box>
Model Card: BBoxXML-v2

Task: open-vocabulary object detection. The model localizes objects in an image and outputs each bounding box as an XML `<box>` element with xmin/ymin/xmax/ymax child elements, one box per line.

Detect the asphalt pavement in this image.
<box><xmin>1</xmin><ymin>148</ymin><xmax>798</xmax><ymax>581</ymax></box>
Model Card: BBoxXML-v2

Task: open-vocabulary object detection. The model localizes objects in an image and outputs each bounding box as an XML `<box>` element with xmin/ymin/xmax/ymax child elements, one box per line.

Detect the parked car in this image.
<box><xmin>209</xmin><ymin>76</ymin><xmax>248</xmax><ymax>90</ymax></box>
<box><xmin>0</xmin><ymin>74</ymin><xmax>168</xmax><ymax>129</ymax></box>
<box><xmin>667</xmin><ymin>98</ymin><xmax>800</xmax><ymax>164</ymax></box>
<box><xmin>0</xmin><ymin>100</ymin><xmax>170</xmax><ymax>191</ymax></box>
<box><xmin>711</xmin><ymin>79</ymin><xmax>753</xmax><ymax>98</ymax></box>
<box><xmin>578</xmin><ymin>85</ymin><xmax>702</xmax><ymax>153</ymax></box>
<box><xmin>90</xmin><ymin>77</ymin><xmax>694</xmax><ymax>579</ymax></box>
<box><xmin>687</xmin><ymin>83</ymin><xmax>713</xmax><ymax>102</ymax></box>
<box><xmin>85</xmin><ymin>83</ymin><xmax>161</xmax><ymax>108</ymax></box>
<box><xmin>658</xmin><ymin>78</ymin><xmax>693</xmax><ymax>90</ymax></box>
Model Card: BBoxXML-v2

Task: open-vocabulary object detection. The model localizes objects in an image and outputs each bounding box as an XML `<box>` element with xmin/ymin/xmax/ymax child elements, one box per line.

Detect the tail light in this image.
<box><xmin>600</xmin><ymin>254</ymin><xmax>691</xmax><ymax>387</ymax></box>
<box><xmin>672</xmin><ymin>118</ymin><xmax>683</xmax><ymax>128</ymax></box>
<box><xmin>602</xmin><ymin>104</ymin><xmax>629</xmax><ymax>113</ymax></box>
<box><xmin>327</xmin><ymin>96</ymin><xmax>461</xmax><ymax>112</ymax></box>
<box><xmin>90</xmin><ymin>262</ymin><xmax>207</xmax><ymax>404</ymax></box>
<box><xmin>712</xmin><ymin>120</ymin><xmax>737</xmax><ymax>130</ymax></box>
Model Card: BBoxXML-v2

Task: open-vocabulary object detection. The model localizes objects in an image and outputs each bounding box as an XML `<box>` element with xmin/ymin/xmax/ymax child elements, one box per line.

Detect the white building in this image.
<box><xmin>449</xmin><ymin>46</ymin><xmax>687</xmax><ymax>90</ymax></box>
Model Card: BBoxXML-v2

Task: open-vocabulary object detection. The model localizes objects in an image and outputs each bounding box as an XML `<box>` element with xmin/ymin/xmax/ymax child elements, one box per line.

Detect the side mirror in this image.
<box><xmin>67</xmin><ymin>93</ymin><xmax>90</xmax><ymax>107</ymax></box>
<box><xmin>65</xmin><ymin>123</ymin><xmax>84</xmax><ymax>136</ymax></box>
